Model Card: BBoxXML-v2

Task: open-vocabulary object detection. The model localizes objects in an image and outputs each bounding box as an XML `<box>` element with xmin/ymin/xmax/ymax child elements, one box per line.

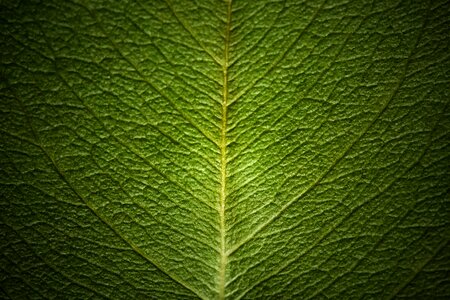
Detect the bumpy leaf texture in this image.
<box><xmin>1</xmin><ymin>0</ymin><xmax>449</xmax><ymax>299</ymax></box>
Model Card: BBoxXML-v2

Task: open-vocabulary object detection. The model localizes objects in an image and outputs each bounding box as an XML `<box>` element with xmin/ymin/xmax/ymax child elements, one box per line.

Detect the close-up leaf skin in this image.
<box><xmin>0</xmin><ymin>0</ymin><xmax>449</xmax><ymax>299</ymax></box>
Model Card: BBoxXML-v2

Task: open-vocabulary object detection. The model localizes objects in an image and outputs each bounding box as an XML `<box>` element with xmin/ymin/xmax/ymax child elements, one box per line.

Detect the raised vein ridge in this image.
<box><xmin>218</xmin><ymin>0</ymin><xmax>232</xmax><ymax>299</ymax></box>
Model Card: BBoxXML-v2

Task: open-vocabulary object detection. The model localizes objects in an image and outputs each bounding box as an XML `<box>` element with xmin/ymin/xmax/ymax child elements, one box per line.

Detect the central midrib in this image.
<box><xmin>218</xmin><ymin>0</ymin><xmax>233</xmax><ymax>299</ymax></box>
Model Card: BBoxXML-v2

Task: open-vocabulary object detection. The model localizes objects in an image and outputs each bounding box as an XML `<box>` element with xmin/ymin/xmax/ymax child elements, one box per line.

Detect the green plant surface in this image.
<box><xmin>1</xmin><ymin>0</ymin><xmax>449</xmax><ymax>299</ymax></box>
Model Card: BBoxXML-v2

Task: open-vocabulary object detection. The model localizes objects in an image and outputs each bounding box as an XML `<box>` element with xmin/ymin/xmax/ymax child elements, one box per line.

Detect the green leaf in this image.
<box><xmin>1</xmin><ymin>0</ymin><xmax>449</xmax><ymax>299</ymax></box>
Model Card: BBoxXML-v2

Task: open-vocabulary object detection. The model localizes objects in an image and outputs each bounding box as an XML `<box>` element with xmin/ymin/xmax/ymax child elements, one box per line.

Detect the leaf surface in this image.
<box><xmin>1</xmin><ymin>0</ymin><xmax>449</xmax><ymax>299</ymax></box>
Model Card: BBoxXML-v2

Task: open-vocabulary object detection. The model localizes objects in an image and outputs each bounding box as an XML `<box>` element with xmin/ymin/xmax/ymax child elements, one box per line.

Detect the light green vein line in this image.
<box><xmin>218</xmin><ymin>0</ymin><xmax>233</xmax><ymax>299</ymax></box>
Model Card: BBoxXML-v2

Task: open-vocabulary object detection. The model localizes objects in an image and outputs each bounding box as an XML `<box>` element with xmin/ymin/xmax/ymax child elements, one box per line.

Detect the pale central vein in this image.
<box><xmin>218</xmin><ymin>0</ymin><xmax>232</xmax><ymax>299</ymax></box>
